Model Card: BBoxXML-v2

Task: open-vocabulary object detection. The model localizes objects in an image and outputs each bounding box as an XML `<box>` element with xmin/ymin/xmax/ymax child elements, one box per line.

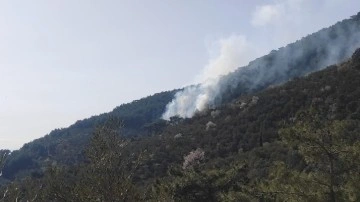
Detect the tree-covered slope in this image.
<box><xmin>128</xmin><ymin>49</ymin><xmax>360</xmax><ymax>183</ymax></box>
<box><xmin>2</xmin><ymin>12</ymin><xmax>360</xmax><ymax>184</ymax></box>
<box><xmin>1</xmin><ymin>46</ymin><xmax>360</xmax><ymax>202</ymax></box>
<box><xmin>215</xmin><ymin>12</ymin><xmax>360</xmax><ymax>105</ymax></box>
<box><xmin>1</xmin><ymin>89</ymin><xmax>177</xmax><ymax>180</ymax></box>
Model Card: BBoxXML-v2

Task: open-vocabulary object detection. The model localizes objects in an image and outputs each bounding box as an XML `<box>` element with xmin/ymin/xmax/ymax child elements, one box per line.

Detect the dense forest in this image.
<box><xmin>0</xmin><ymin>89</ymin><xmax>177</xmax><ymax>181</ymax></box>
<box><xmin>1</xmin><ymin>46</ymin><xmax>360</xmax><ymax>201</ymax></box>
<box><xmin>2</xmin><ymin>12</ymin><xmax>360</xmax><ymax>183</ymax></box>
<box><xmin>1</xmin><ymin>13</ymin><xmax>360</xmax><ymax>202</ymax></box>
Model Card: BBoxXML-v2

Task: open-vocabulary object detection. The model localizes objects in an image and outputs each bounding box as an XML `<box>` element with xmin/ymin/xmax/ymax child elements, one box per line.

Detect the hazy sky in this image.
<box><xmin>1</xmin><ymin>0</ymin><xmax>360</xmax><ymax>150</ymax></box>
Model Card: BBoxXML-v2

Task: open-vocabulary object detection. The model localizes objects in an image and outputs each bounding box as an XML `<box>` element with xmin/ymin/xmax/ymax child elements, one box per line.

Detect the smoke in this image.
<box><xmin>162</xmin><ymin>35</ymin><xmax>260</xmax><ymax>119</ymax></box>
<box><xmin>163</xmin><ymin>11</ymin><xmax>360</xmax><ymax>120</ymax></box>
<box><xmin>251</xmin><ymin>3</ymin><xmax>284</xmax><ymax>27</ymax></box>
<box><xmin>198</xmin><ymin>35</ymin><xmax>257</xmax><ymax>82</ymax></box>
<box><xmin>251</xmin><ymin>0</ymin><xmax>303</xmax><ymax>28</ymax></box>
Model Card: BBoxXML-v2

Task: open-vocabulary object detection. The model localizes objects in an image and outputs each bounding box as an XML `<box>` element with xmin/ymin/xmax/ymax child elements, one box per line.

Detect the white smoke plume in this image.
<box><xmin>199</xmin><ymin>35</ymin><xmax>257</xmax><ymax>82</ymax></box>
<box><xmin>251</xmin><ymin>0</ymin><xmax>304</xmax><ymax>28</ymax></box>
<box><xmin>163</xmin><ymin>11</ymin><xmax>360</xmax><ymax>120</ymax></box>
<box><xmin>162</xmin><ymin>35</ymin><xmax>259</xmax><ymax>120</ymax></box>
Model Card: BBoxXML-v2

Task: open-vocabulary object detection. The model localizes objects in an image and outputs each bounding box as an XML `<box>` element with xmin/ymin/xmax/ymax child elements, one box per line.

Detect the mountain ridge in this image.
<box><xmin>1</xmin><ymin>12</ymin><xmax>360</xmax><ymax>182</ymax></box>
<box><xmin>1</xmin><ymin>45</ymin><xmax>359</xmax><ymax>201</ymax></box>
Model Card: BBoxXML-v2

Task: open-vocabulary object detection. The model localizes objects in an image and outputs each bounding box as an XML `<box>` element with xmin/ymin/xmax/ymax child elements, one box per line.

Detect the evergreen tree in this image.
<box><xmin>261</xmin><ymin>108</ymin><xmax>360</xmax><ymax>201</ymax></box>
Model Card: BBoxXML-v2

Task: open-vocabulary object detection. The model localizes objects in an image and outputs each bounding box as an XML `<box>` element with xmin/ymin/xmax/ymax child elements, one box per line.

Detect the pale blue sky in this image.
<box><xmin>1</xmin><ymin>0</ymin><xmax>360</xmax><ymax>150</ymax></box>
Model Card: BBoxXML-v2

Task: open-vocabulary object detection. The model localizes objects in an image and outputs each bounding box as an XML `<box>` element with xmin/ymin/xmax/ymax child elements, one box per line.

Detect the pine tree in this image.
<box><xmin>261</xmin><ymin>108</ymin><xmax>360</xmax><ymax>201</ymax></box>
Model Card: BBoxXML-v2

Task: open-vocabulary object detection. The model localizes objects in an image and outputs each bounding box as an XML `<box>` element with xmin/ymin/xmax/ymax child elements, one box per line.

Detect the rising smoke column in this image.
<box><xmin>163</xmin><ymin>13</ymin><xmax>360</xmax><ymax>120</ymax></box>
<box><xmin>162</xmin><ymin>35</ymin><xmax>259</xmax><ymax>120</ymax></box>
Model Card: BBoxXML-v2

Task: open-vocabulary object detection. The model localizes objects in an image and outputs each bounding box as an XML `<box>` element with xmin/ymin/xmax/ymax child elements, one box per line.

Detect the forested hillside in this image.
<box><xmin>1</xmin><ymin>13</ymin><xmax>360</xmax><ymax>183</ymax></box>
<box><xmin>0</xmin><ymin>90</ymin><xmax>177</xmax><ymax>181</ymax></box>
<box><xmin>215</xmin><ymin>13</ymin><xmax>360</xmax><ymax>104</ymax></box>
<box><xmin>1</xmin><ymin>46</ymin><xmax>360</xmax><ymax>202</ymax></box>
<box><xmin>1</xmin><ymin>13</ymin><xmax>360</xmax><ymax>202</ymax></box>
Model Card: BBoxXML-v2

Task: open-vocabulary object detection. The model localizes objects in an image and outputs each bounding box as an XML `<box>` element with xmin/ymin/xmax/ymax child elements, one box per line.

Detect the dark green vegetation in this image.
<box><xmin>0</xmin><ymin>89</ymin><xmax>177</xmax><ymax>181</ymax></box>
<box><xmin>211</xmin><ymin>12</ymin><xmax>360</xmax><ymax>106</ymax></box>
<box><xmin>1</xmin><ymin>14</ymin><xmax>360</xmax><ymax>202</ymax></box>
<box><xmin>1</xmin><ymin>48</ymin><xmax>360</xmax><ymax>201</ymax></box>
<box><xmin>3</xmin><ymin>12</ymin><xmax>360</xmax><ymax>183</ymax></box>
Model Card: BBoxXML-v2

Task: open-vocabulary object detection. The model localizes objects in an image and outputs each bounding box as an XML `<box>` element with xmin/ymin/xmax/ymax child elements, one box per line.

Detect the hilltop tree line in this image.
<box><xmin>0</xmin><ymin>107</ymin><xmax>359</xmax><ymax>201</ymax></box>
<box><xmin>1</xmin><ymin>12</ymin><xmax>360</xmax><ymax>202</ymax></box>
<box><xmin>2</xmin><ymin>12</ymin><xmax>360</xmax><ymax>184</ymax></box>
<box><xmin>0</xmin><ymin>47</ymin><xmax>360</xmax><ymax>201</ymax></box>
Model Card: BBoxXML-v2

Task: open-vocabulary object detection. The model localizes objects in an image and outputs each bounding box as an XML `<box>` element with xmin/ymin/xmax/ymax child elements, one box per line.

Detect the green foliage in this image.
<box><xmin>1</xmin><ymin>29</ymin><xmax>360</xmax><ymax>201</ymax></box>
<box><xmin>1</xmin><ymin>119</ymin><xmax>144</xmax><ymax>201</ymax></box>
<box><xmin>1</xmin><ymin>90</ymin><xmax>176</xmax><ymax>180</ymax></box>
<box><xmin>0</xmin><ymin>150</ymin><xmax>9</xmax><ymax>173</ymax></box>
<box><xmin>2</xmin><ymin>56</ymin><xmax>360</xmax><ymax>201</ymax></box>
<box><xmin>260</xmin><ymin>109</ymin><xmax>360</xmax><ymax>201</ymax></box>
<box><xmin>149</xmin><ymin>162</ymin><xmax>254</xmax><ymax>202</ymax></box>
